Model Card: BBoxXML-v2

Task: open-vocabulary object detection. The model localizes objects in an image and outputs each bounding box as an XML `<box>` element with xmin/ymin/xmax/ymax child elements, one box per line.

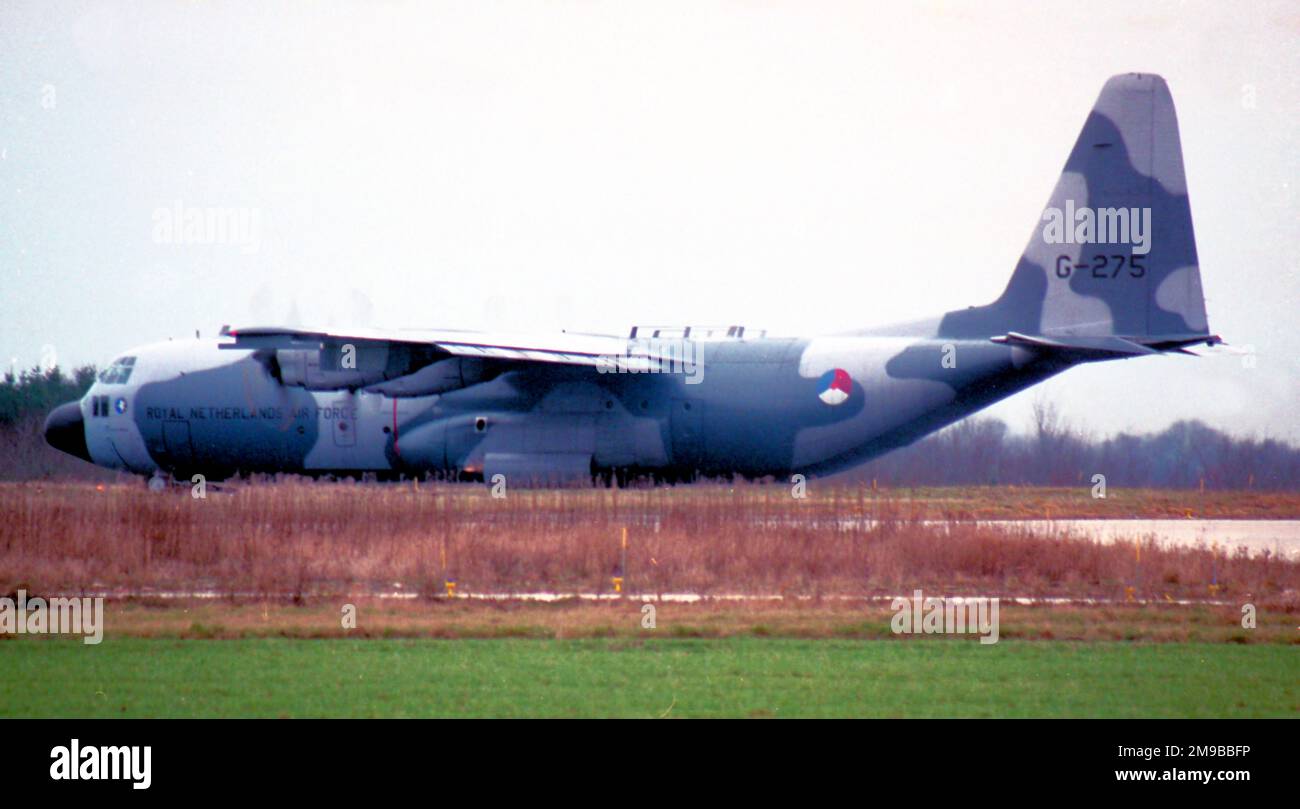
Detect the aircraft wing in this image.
<box><xmin>218</xmin><ymin>325</ymin><xmax>665</xmax><ymax>395</ymax></box>
<box><xmin>220</xmin><ymin>325</ymin><xmax>659</xmax><ymax>366</ymax></box>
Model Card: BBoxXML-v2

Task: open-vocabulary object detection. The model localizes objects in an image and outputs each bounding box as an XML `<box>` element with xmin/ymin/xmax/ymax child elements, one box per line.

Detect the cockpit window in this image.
<box><xmin>98</xmin><ymin>356</ymin><xmax>136</xmax><ymax>385</ymax></box>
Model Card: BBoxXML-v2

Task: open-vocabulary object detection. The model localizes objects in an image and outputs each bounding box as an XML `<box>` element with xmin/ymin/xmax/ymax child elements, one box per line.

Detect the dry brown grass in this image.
<box><xmin>1</xmin><ymin>480</ymin><xmax>1297</xmax><ymax>603</ymax></box>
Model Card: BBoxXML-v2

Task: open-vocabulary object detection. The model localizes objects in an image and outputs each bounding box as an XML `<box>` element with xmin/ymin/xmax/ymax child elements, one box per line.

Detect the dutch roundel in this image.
<box><xmin>817</xmin><ymin>368</ymin><xmax>852</xmax><ymax>405</ymax></box>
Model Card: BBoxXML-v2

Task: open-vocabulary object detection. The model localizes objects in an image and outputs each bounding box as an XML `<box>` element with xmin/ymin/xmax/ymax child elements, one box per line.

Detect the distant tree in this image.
<box><xmin>0</xmin><ymin>364</ymin><xmax>98</xmax><ymax>426</ymax></box>
<box><xmin>0</xmin><ymin>364</ymin><xmax>109</xmax><ymax>480</ymax></box>
<box><xmin>855</xmin><ymin>413</ymin><xmax>1300</xmax><ymax>491</ymax></box>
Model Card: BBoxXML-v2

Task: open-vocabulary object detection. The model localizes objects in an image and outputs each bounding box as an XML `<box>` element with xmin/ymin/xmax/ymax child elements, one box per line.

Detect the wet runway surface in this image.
<box><xmin>970</xmin><ymin>519</ymin><xmax>1300</xmax><ymax>559</ymax></box>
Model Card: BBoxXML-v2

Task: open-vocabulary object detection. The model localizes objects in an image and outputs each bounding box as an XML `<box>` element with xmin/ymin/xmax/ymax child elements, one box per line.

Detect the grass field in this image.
<box><xmin>1</xmin><ymin>637</ymin><xmax>1294</xmax><ymax>718</ymax></box>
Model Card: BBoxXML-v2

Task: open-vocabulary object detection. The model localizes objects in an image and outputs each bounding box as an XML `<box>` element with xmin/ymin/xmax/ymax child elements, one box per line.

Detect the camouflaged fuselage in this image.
<box><xmin>45</xmin><ymin>74</ymin><xmax>1216</xmax><ymax>484</ymax></box>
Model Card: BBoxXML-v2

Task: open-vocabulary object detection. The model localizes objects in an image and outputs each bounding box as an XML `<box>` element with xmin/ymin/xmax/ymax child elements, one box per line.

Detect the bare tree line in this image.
<box><xmin>855</xmin><ymin>400</ymin><xmax>1300</xmax><ymax>490</ymax></box>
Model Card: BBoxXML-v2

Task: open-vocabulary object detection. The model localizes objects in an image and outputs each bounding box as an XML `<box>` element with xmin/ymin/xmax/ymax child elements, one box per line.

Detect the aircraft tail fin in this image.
<box><xmin>941</xmin><ymin>73</ymin><xmax>1214</xmax><ymax>349</ymax></box>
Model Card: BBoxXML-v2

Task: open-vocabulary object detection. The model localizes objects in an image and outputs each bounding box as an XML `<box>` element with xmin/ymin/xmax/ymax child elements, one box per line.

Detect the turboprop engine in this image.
<box><xmin>266</xmin><ymin>341</ymin><xmax>495</xmax><ymax>396</ymax></box>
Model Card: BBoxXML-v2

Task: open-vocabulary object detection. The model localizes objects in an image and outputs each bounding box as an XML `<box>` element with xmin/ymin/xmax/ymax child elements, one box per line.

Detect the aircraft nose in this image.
<box><xmin>43</xmin><ymin>401</ymin><xmax>91</xmax><ymax>463</ymax></box>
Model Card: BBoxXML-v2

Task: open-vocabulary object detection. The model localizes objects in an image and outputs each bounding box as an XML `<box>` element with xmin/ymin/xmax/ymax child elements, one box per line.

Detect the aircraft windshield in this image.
<box><xmin>98</xmin><ymin>356</ymin><xmax>136</xmax><ymax>385</ymax></box>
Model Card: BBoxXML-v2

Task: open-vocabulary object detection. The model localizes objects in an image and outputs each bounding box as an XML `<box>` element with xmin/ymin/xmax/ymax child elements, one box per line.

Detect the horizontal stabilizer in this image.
<box><xmin>991</xmin><ymin>332</ymin><xmax>1156</xmax><ymax>358</ymax></box>
<box><xmin>992</xmin><ymin>331</ymin><xmax>1220</xmax><ymax>360</ymax></box>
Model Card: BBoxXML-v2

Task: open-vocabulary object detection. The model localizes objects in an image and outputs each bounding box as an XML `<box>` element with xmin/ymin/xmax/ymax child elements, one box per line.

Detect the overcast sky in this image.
<box><xmin>2</xmin><ymin>1</ymin><xmax>1296</xmax><ymax>439</ymax></box>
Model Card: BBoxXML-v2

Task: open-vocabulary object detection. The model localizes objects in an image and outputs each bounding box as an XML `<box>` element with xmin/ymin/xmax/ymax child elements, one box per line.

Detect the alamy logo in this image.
<box><xmin>1042</xmin><ymin>201</ymin><xmax>1151</xmax><ymax>255</ymax></box>
<box><xmin>50</xmin><ymin>739</ymin><xmax>151</xmax><ymax>790</ymax></box>
<box><xmin>152</xmin><ymin>199</ymin><xmax>261</xmax><ymax>253</ymax></box>
<box><xmin>596</xmin><ymin>338</ymin><xmax>703</xmax><ymax>385</ymax></box>
<box><xmin>0</xmin><ymin>590</ymin><xmax>103</xmax><ymax>644</ymax></box>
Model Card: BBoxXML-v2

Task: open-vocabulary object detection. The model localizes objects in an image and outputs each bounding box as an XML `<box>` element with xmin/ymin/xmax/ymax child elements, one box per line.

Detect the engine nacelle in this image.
<box><xmin>274</xmin><ymin>342</ymin><xmax>391</xmax><ymax>389</ymax></box>
<box><xmin>270</xmin><ymin>341</ymin><xmax>490</xmax><ymax>395</ymax></box>
<box><xmin>365</xmin><ymin>357</ymin><xmax>490</xmax><ymax>397</ymax></box>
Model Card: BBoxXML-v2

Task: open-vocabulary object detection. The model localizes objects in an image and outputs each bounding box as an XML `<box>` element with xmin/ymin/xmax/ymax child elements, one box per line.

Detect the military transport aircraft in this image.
<box><xmin>45</xmin><ymin>74</ymin><xmax>1218</xmax><ymax>485</ymax></box>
